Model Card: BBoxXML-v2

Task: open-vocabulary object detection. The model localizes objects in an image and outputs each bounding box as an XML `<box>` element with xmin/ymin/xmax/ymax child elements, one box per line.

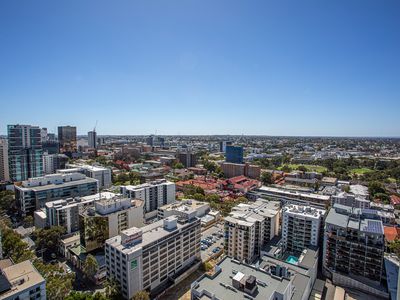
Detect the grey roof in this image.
<box><xmin>193</xmin><ymin>258</ymin><xmax>292</xmax><ymax>300</ymax></box>
<box><xmin>325</xmin><ymin>208</ymin><xmax>349</xmax><ymax>228</ymax></box>
<box><xmin>192</xmin><ymin>256</ymin><xmax>315</xmax><ymax>300</ymax></box>
<box><xmin>17</xmin><ymin>177</ymin><xmax>98</xmax><ymax>192</ymax></box>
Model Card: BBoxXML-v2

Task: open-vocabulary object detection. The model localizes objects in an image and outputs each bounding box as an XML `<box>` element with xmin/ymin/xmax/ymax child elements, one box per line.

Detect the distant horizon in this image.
<box><xmin>1</xmin><ymin>131</ymin><xmax>400</xmax><ymax>139</ymax></box>
<box><xmin>1</xmin><ymin>1</ymin><xmax>399</xmax><ymax>137</ymax></box>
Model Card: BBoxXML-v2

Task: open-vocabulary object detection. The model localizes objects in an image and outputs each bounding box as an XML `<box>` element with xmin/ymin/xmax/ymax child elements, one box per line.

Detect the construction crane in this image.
<box><xmin>93</xmin><ymin>120</ymin><xmax>98</xmax><ymax>132</ymax></box>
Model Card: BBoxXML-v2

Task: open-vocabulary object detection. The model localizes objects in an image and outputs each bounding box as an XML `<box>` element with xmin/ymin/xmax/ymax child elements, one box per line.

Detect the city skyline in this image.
<box><xmin>1</xmin><ymin>0</ymin><xmax>399</xmax><ymax>136</ymax></box>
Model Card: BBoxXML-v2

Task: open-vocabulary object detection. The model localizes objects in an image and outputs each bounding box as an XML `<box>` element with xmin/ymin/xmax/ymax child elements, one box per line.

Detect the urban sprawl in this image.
<box><xmin>0</xmin><ymin>125</ymin><xmax>399</xmax><ymax>300</ymax></box>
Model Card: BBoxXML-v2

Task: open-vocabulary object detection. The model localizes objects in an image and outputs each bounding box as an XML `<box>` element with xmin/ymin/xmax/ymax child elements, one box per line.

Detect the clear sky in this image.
<box><xmin>0</xmin><ymin>1</ymin><xmax>399</xmax><ymax>136</ymax></box>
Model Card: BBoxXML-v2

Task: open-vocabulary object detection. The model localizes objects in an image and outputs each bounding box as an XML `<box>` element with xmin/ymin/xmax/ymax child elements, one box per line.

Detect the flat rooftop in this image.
<box><xmin>192</xmin><ymin>257</ymin><xmax>311</xmax><ymax>300</ymax></box>
<box><xmin>106</xmin><ymin>217</ymin><xmax>196</xmax><ymax>254</ymax></box>
<box><xmin>283</xmin><ymin>204</ymin><xmax>325</xmax><ymax>219</ymax></box>
<box><xmin>159</xmin><ymin>199</ymin><xmax>208</xmax><ymax>212</ymax></box>
<box><xmin>17</xmin><ymin>177</ymin><xmax>98</xmax><ymax>192</ymax></box>
<box><xmin>325</xmin><ymin>205</ymin><xmax>384</xmax><ymax>235</ymax></box>
<box><xmin>0</xmin><ymin>260</ymin><xmax>45</xmax><ymax>299</ymax></box>
<box><xmin>257</xmin><ymin>186</ymin><xmax>330</xmax><ymax>201</ymax></box>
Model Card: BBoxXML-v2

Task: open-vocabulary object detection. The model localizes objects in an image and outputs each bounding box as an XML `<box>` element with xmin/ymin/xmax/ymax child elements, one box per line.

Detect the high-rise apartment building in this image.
<box><xmin>105</xmin><ymin>215</ymin><xmax>201</xmax><ymax>299</ymax></box>
<box><xmin>331</xmin><ymin>192</ymin><xmax>370</xmax><ymax>209</ymax></box>
<box><xmin>88</xmin><ymin>130</ymin><xmax>97</xmax><ymax>149</ymax></box>
<box><xmin>80</xmin><ymin>196</ymin><xmax>144</xmax><ymax>252</ymax></box>
<box><xmin>221</xmin><ymin>162</ymin><xmax>261</xmax><ymax>179</ymax></box>
<box><xmin>42</xmin><ymin>140</ymin><xmax>59</xmax><ymax>155</ymax></box>
<box><xmin>40</xmin><ymin>127</ymin><xmax>48</xmax><ymax>142</ymax></box>
<box><xmin>225</xmin><ymin>145</ymin><xmax>244</xmax><ymax>164</ymax></box>
<box><xmin>282</xmin><ymin>204</ymin><xmax>325</xmax><ymax>254</ymax></box>
<box><xmin>43</xmin><ymin>153</ymin><xmax>69</xmax><ymax>174</ymax></box>
<box><xmin>120</xmin><ymin>179</ymin><xmax>175</xmax><ymax>218</ymax></box>
<box><xmin>0</xmin><ymin>139</ymin><xmax>10</xmax><ymax>182</ymax></box>
<box><xmin>61</xmin><ymin>164</ymin><xmax>112</xmax><ymax>189</ymax></box>
<box><xmin>7</xmin><ymin>124</ymin><xmax>43</xmax><ymax>182</ymax></box>
<box><xmin>219</xmin><ymin>141</ymin><xmax>232</xmax><ymax>152</ymax></box>
<box><xmin>224</xmin><ymin>199</ymin><xmax>281</xmax><ymax>263</ymax></box>
<box><xmin>177</xmin><ymin>150</ymin><xmax>198</xmax><ymax>168</ymax></box>
<box><xmin>58</xmin><ymin>126</ymin><xmax>77</xmax><ymax>157</ymax></box>
<box><xmin>323</xmin><ymin>204</ymin><xmax>385</xmax><ymax>286</ymax></box>
<box><xmin>15</xmin><ymin>173</ymin><xmax>98</xmax><ymax>215</ymax></box>
<box><xmin>44</xmin><ymin>198</ymin><xmax>92</xmax><ymax>233</ymax></box>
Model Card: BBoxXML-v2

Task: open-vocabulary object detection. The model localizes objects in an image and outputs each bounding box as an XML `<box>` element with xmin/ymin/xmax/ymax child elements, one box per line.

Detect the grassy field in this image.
<box><xmin>350</xmin><ymin>168</ymin><xmax>374</xmax><ymax>175</ymax></box>
<box><xmin>279</xmin><ymin>164</ymin><xmax>327</xmax><ymax>173</ymax></box>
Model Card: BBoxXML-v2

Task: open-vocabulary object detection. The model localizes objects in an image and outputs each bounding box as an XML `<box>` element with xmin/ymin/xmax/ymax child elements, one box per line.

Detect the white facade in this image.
<box><xmin>0</xmin><ymin>139</ymin><xmax>9</xmax><ymax>182</ymax></box>
<box><xmin>282</xmin><ymin>204</ymin><xmax>325</xmax><ymax>253</ymax></box>
<box><xmin>157</xmin><ymin>199</ymin><xmax>210</xmax><ymax>220</ymax></box>
<box><xmin>0</xmin><ymin>260</ymin><xmax>46</xmax><ymax>300</ymax></box>
<box><xmin>43</xmin><ymin>154</ymin><xmax>68</xmax><ymax>174</ymax></box>
<box><xmin>94</xmin><ymin>197</ymin><xmax>145</xmax><ymax>235</ymax></box>
<box><xmin>62</xmin><ymin>164</ymin><xmax>112</xmax><ymax>189</ymax></box>
<box><xmin>121</xmin><ymin>179</ymin><xmax>176</xmax><ymax>218</ymax></box>
<box><xmin>332</xmin><ymin>192</ymin><xmax>370</xmax><ymax>209</ymax></box>
<box><xmin>105</xmin><ymin>216</ymin><xmax>201</xmax><ymax>299</ymax></box>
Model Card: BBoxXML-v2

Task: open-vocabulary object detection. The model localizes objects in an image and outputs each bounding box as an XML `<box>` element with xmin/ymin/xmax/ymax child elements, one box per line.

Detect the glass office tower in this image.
<box><xmin>8</xmin><ymin>124</ymin><xmax>43</xmax><ymax>182</ymax></box>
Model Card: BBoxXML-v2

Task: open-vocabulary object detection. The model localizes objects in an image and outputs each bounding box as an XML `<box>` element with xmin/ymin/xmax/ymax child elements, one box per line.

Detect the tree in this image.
<box><xmin>83</xmin><ymin>254</ymin><xmax>99</xmax><ymax>280</ymax></box>
<box><xmin>65</xmin><ymin>291</ymin><xmax>107</xmax><ymax>300</ymax></box>
<box><xmin>368</xmin><ymin>181</ymin><xmax>386</xmax><ymax>198</ymax></box>
<box><xmin>261</xmin><ymin>172</ymin><xmax>273</xmax><ymax>185</ymax></box>
<box><xmin>34</xmin><ymin>226</ymin><xmax>66</xmax><ymax>256</ymax></box>
<box><xmin>129</xmin><ymin>171</ymin><xmax>141</xmax><ymax>185</ymax></box>
<box><xmin>1</xmin><ymin>227</ymin><xmax>34</xmax><ymax>263</ymax></box>
<box><xmin>23</xmin><ymin>215</ymin><xmax>34</xmax><ymax>227</ymax></box>
<box><xmin>133</xmin><ymin>290</ymin><xmax>150</xmax><ymax>300</ymax></box>
<box><xmin>281</xmin><ymin>165</ymin><xmax>292</xmax><ymax>173</ymax></box>
<box><xmin>297</xmin><ymin>165</ymin><xmax>308</xmax><ymax>172</ymax></box>
<box><xmin>104</xmin><ymin>279</ymin><xmax>122</xmax><ymax>300</ymax></box>
<box><xmin>203</xmin><ymin>160</ymin><xmax>218</xmax><ymax>173</ymax></box>
<box><xmin>192</xmin><ymin>193</ymin><xmax>205</xmax><ymax>201</ymax></box>
<box><xmin>172</xmin><ymin>162</ymin><xmax>184</xmax><ymax>169</ymax></box>
<box><xmin>0</xmin><ymin>190</ymin><xmax>15</xmax><ymax>211</ymax></box>
<box><xmin>205</xmin><ymin>194</ymin><xmax>220</xmax><ymax>203</ymax></box>
<box><xmin>34</xmin><ymin>259</ymin><xmax>75</xmax><ymax>300</ymax></box>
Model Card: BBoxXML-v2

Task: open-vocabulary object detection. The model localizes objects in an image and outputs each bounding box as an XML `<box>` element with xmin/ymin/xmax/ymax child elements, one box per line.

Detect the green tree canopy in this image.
<box><xmin>83</xmin><ymin>254</ymin><xmax>99</xmax><ymax>279</ymax></box>
<box><xmin>133</xmin><ymin>290</ymin><xmax>150</xmax><ymax>300</ymax></box>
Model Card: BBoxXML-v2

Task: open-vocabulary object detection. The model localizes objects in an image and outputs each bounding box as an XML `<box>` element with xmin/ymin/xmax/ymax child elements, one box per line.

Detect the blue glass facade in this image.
<box><xmin>8</xmin><ymin>125</ymin><xmax>43</xmax><ymax>182</ymax></box>
<box><xmin>225</xmin><ymin>146</ymin><xmax>244</xmax><ymax>164</ymax></box>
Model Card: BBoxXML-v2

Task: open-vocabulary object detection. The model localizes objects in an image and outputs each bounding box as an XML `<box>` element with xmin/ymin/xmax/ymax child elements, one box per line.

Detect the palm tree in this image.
<box><xmin>104</xmin><ymin>279</ymin><xmax>122</xmax><ymax>300</ymax></box>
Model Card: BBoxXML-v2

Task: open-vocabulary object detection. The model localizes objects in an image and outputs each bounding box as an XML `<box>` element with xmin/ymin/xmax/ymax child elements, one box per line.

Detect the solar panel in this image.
<box><xmin>366</xmin><ymin>220</ymin><xmax>383</xmax><ymax>234</ymax></box>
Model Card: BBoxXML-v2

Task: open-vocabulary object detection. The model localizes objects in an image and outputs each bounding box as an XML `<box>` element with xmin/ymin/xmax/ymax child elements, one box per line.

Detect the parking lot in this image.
<box><xmin>200</xmin><ymin>223</ymin><xmax>224</xmax><ymax>261</ymax></box>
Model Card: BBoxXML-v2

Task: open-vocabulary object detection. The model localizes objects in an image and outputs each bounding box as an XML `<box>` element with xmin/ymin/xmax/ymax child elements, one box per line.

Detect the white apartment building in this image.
<box><xmin>120</xmin><ymin>179</ymin><xmax>175</xmax><ymax>219</ymax></box>
<box><xmin>224</xmin><ymin>199</ymin><xmax>281</xmax><ymax>263</ymax></box>
<box><xmin>332</xmin><ymin>191</ymin><xmax>370</xmax><ymax>209</ymax></box>
<box><xmin>250</xmin><ymin>186</ymin><xmax>331</xmax><ymax>208</ymax></box>
<box><xmin>105</xmin><ymin>215</ymin><xmax>201</xmax><ymax>299</ymax></box>
<box><xmin>61</xmin><ymin>164</ymin><xmax>112</xmax><ymax>189</ymax></box>
<box><xmin>14</xmin><ymin>173</ymin><xmax>99</xmax><ymax>215</ymax></box>
<box><xmin>38</xmin><ymin>192</ymin><xmax>115</xmax><ymax>233</ymax></box>
<box><xmin>157</xmin><ymin>199</ymin><xmax>210</xmax><ymax>220</ymax></box>
<box><xmin>0</xmin><ymin>260</ymin><xmax>46</xmax><ymax>300</ymax></box>
<box><xmin>0</xmin><ymin>139</ymin><xmax>9</xmax><ymax>182</ymax></box>
<box><xmin>80</xmin><ymin>195</ymin><xmax>145</xmax><ymax>252</ymax></box>
<box><xmin>282</xmin><ymin>204</ymin><xmax>325</xmax><ymax>254</ymax></box>
<box><xmin>43</xmin><ymin>153</ymin><xmax>68</xmax><ymax>174</ymax></box>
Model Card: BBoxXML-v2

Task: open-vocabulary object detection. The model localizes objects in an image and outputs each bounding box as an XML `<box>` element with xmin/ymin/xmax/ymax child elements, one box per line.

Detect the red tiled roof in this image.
<box><xmin>391</xmin><ymin>195</ymin><xmax>400</xmax><ymax>206</ymax></box>
<box><xmin>384</xmin><ymin>226</ymin><xmax>398</xmax><ymax>242</ymax></box>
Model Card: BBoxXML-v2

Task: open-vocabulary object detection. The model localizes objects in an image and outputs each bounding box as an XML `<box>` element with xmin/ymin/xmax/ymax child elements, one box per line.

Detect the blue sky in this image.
<box><xmin>0</xmin><ymin>0</ymin><xmax>399</xmax><ymax>136</ymax></box>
